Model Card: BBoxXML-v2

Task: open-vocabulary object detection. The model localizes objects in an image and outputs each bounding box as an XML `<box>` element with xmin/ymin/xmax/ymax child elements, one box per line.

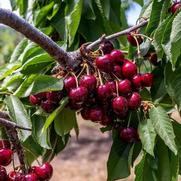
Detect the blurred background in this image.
<box><xmin>0</xmin><ymin>1</ymin><xmax>141</xmax><ymax>180</ymax></box>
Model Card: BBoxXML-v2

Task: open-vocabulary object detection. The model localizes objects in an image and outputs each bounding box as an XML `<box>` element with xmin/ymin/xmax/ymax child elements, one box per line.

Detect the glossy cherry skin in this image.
<box><xmin>112</xmin><ymin>96</ymin><xmax>128</xmax><ymax>116</ymax></box>
<box><xmin>127</xmin><ymin>34</ymin><xmax>143</xmax><ymax>46</ymax></box>
<box><xmin>141</xmin><ymin>73</ymin><xmax>154</xmax><ymax>87</ymax></box>
<box><xmin>127</xmin><ymin>92</ymin><xmax>141</xmax><ymax>109</ymax></box>
<box><xmin>0</xmin><ymin>166</ymin><xmax>7</xmax><ymax>181</ymax></box>
<box><xmin>120</xmin><ymin>127</ymin><xmax>138</xmax><ymax>142</ymax></box>
<box><xmin>8</xmin><ymin>171</ymin><xmax>24</xmax><ymax>181</ymax></box>
<box><xmin>69</xmin><ymin>87</ymin><xmax>88</xmax><ymax>104</ymax></box>
<box><xmin>110</xmin><ymin>50</ymin><xmax>124</xmax><ymax>64</ymax></box>
<box><xmin>106</xmin><ymin>81</ymin><xmax>116</xmax><ymax>93</ymax></box>
<box><xmin>118</xmin><ymin>79</ymin><xmax>132</xmax><ymax>95</ymax></box>
<box><xmin>31</xmin><ymin>162</ymin><xmax>53</xmax><ymax>180</ymax></box>
<box><xmin>89</xmin><ymin>108</ymin><xmax>104</xmax><ymax>122</ymax></box>
<box><xmin>132</xmin><ymin>74</ymin><xmax>142</xmax><ymax>90</ymax></box>
<box><xmin>64</xmin><ymin>76</ymin><xmax>76</xmax><ymax>92</ymax></box>
<box><xmin>79</xmin><ymin>75</ymin><xmax>97</xmax><ymax>91</ymax></box>
<box><xmin>24</xmin><ymin>173</ymin><xmax>38</xmax><ymax>181</ymax></box>
<box><xmin>0</xmin><ymin>148</ymin><xmax>13</xmax><ymax>166</ymax></box>
<box><xmin>0</xmin><ymin>139</ymin><xmax>11</xmax><ymax>149</ymax></box>
<box><xmin>170</xmin><ymin>2</ymin><xmax>181</xmax><ymax>14</ymax></box>
<box><xmin>97</xmin><ymin>84</ymin><xmax>112</xmax><ymax>100</ymax></box>
<box><xmin>113</xmin><ymin>65</ymin><xmax>122</xmax><ymax>78</ymax></box>
<box><xmin>99</xmin><ymin>41</ymin><xmax>114</xmax><ymax>54</ymax></box>
<box><xmin>122</xmin><ymin>61</ymin><xmax>137</xmax><ymax>78</ymax></box>
<box><xmin>41</xmin><ymin>101</ymin><xmax>55</xmax><ymax>113</ymax></box>
<box><xmin>46</xmin><ymin>91</ymin><xmax>63</xmax><ymax>103</ymax></box>
<box><xmin>95</xmin><ymin>54</ymin><xmax>113</xmax><ymax>72</ymax></box>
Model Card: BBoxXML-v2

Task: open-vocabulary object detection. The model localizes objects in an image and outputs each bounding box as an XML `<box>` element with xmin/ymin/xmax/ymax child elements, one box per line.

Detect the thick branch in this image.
<box><xmin>86</xmin><ymin>20</ymin><xmax>148</xmax><ymax>50</ymax></box>
<box><xmin>0</xmin><ymin>8</ymin><xmax>81</xmax><ymax>69</ymax></box>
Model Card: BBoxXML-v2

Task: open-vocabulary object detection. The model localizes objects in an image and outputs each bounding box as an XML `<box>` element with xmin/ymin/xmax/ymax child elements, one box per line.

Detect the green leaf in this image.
<box><xmin>164</xmin><ymin>64</ymin><xmax>181</xmax><ymax>110</ymax></box>
<box><xmin>149</xmin><ymin>106</ymin><xmax>177</xmax><ymax>155</ymax></box>
<box><xmin>14</xmin><ymin>75</ymin><xmax>63</xmax><ymax>97</ymax></box>
<box><xmin>21</xmin><ymin>53</ymin><xmax>54</xmax><ymax>74</ymax></box>
<box><xmin>134</xmin><ymin>0</ymin><xmax>144</xmax><ymax>6</ymax></box>
<box><xmin>17</xmin><ymin>0</ymin><xmax>28</xmax><ymax>17</ymax></box>
<box><xmin>83</xmin><ymin>0</ymin><xmax>96</xmax><ymax>20</ymax></box>
<box><xmin>0</xmin><ymin>62</ymin><xmax>21</xmax><ymax>81</ymax></box>
<box><xmin>107</xmin><ymin>133</ymin><xmax>131</xmax><ymax>181</ymax></box>
<box><xmin>4</xmin><ymin>95</ymin><xmax>32</xmax><ymax>142</ymax></box>
<box><xmin>54</xmin><ymin>108</ymin><xmax>76</xmax><ymax>136</ymax></box>
<box><xmin>138</xmin><ymin>119</ymin><xmax>156</xmax><ymax>156</ymax></box>
<box><xmin>66</xmin><ymin>0</ymin><xmax>83</xmax><ymax>46</ymax></box>
<box><xmin>42</xmin><ymin>97</ymin><xmax>69</xmax><ymax>132</ymax></box>
<box><xmin>10</xmin><ymin>39</ymin><xmax>28</xmax><ymax>63</ymax></box>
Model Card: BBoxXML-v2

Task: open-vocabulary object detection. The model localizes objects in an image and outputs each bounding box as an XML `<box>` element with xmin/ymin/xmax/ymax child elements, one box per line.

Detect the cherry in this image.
<box><xmin>170</xmin><ymin>2</ymin><xmax>181</xmax><ymax>14</ymax></box>
<box><xmin>99</xmin><ymin>41</ymin><xmax>114</xmax><ymax>54</ymax></box>
<box><xmin>97</xmin><ymin>84</ymin><xmax>112</xmax><ymax>100</ymax></box>
<box><xmin>127</xmin><ymin>34</ymin><xmax>143</xmax><ymax>46</ymax></box>
<box><xmin>46</xmin><ymin>91</ymin><xmax>63</xmax><ymax>103</ymax></box>
<box><xmin>31</xmin><ymin>162</ymin><xmax>53</xmax><ymax>180</ymax></box>
<box><xmin>95</xmin><ymin>54</ymin><xmax>113</xmax><ymax>72</ymax></box>
<box><xmin>132</xmin><ymin>74</ymin><xmax>142</xmax><ymax>90</ymax></box>
<box><xmin>41</xmin><ymin>100</ymin><xmax>55</xmax><ymax>113</ymax></box>
<box><xmin>69</xmin><ymin>87</ymin><xmax>88</xmax><ymax>104</ymax></box>
<box><xmin>0</xmin><ymin>148</ymin><xmax>13</xmax><ymax>166</ymax></box>
<box><xmin>141</xmin><ymin>73</ymin><xmax>154</xmax><ymax>87</ymax></box>
<box><xmin>148</xmin><ymin>52</ymin><xmax>158</xmax><ymax>66</ymax></box>
<box><xmin>112</xmin><ymin>96</ymin><xmax>128</xmax><ymax>116</ymax></box>
<box><xmin>8</xmin><ymin>171</ymin><xmax>23</xmax><ymax>181</ymax></box>
<box><xmin>0</xmin><ymin>139</ymin><xmax>11</xmax><ymax>149</ymax></box>
<box><xmin>122</xmin><ymin>61</ymin><xmax>137</xmax><ymax>78</ymax></box>
<box><xmin>79</xmin><ymin>75</ymin><xmax>97</xmax><ymax>91</ymax></box>
<box><xmin>118</xmin><ymin>79</ymin><xmax>132</xmax><ymax>95</ymax></box>
<box><xmin>120</xmin><ymin>127</ymin><xmax>138</xmax><ymax>142</ymax></box>
<box><xmin>106</xmin><ymin>81</ymin><xmax>116</xmax><ymax>93</ymax></box>
<box><xmin>29</xmin><ymin>95</ymin><xmax>40</xmax><ymax>105</ymax></box>
<box><xmin>0</xmin><ymin>166</ymin><xmax>7</xmax><ymax>181</ymax></box>
<box><xmin>64</xmin><ymin>76</ymin><xmax>76</xmax><ymax>92</ymax></box>
<box><xmin>89</xmin><ymin>107</ymin><xmax>104</xmax><ymax>122</ymax></box>
<box><xmin>100</xmin><ymin>115</ymin><xmax>112</xmax><ymax>126</ymax></box>
<box><xmin>110</xmin><ymin>50</ymin><xmax>124</xmax><ymax>64</ymax></box>
<box><xmin>25</xmin><ymin>173</ymin><xmax>38</xmax><ymax>181</ymax></box>
<box><xmin>127</xmin><ymin>92</ymin><xmax>141</xmax><ymax>109</ymax></box>
<box><xmin>80</xmin><ymin>108</ymin><xmax>90</xmax><ymax>120</ymax></box>
<box><xmin>113</xmin><ymin>65</ymin><xmax>122</xmax><ymax>78</ymax></box>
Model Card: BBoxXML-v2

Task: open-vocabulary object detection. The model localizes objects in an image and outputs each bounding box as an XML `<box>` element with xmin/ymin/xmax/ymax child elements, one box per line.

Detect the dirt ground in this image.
<box><xmin>51</xmin><ymin>120</ymin><xmax>134</xmax><ymax>181</ymax></box>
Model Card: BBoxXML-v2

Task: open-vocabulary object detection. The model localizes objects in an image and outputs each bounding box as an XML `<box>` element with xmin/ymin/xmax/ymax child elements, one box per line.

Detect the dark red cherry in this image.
<box><xmin>127</xmin><ymin>34</ymin><xmax>143</xmax><ymax>46</ymax></box>
<box><xmin>110</xmin><ymin>50</ymin><xmax>125</xmax><ymax>64</ymax></box>
<box><xmin>112</xmin><ymin>96</ymin><xmax>128</xmax><ymax>116</ymax></box>
<box><xmin>46</xmin><ymin>91</ymin><xmax>63</xmax><ymax>103</ymax></box>
<box><xmin>132</xmin><ymin>74</ymin><xmax>142</xmax><ymax>90</ymax></box>
<box><xmin>80</xmin><ymin>108</ymin><xmax>90</xmax><ymax>120</ymax></box>
<box><xmin>118</xmin><ymin>79</ymin><xmax>132</xmax><ymax>94</ymax></box>
<box><xmin>170</xmin><ymin>2</ymin><xmax>181</xmax><ymax>14</ymax></box>
<box><xmin>69</xmin><ymin>87</ymin><xmax>88</xmax><ymax>104</ymax></box>
<box><xmin>95</xmin><ymin>54</ymin><xmax>113</xmax><ymax>72</ymax></box>
<box><xmin>127</xmin><ymin>92</ymin><xmax>141</xmax><ymax>109</ymax></box>
<box><xmin>99</xmin><ymin>41</ymin><xmax>114</xmax><ymax>54</ymax></box>
<box><xmin>106</xmin><ymin>81</ymin><xmax>116</xmax><ymax>93</ymax></box>
<box><xmin>100</xmin><ymin>115</ymin><xmax>112</xmax><ymax>126</ymax></box>
<box><xmin>0</xmin><ymin>166</ymin><xmax>7</xmax><ymax>181</ymax></box>
<box><xmin>0</xmin><ymin>140</ymin><xmax>11</xmax><ymax>149</ymax></box>
<box><xmin>113</xmin><ymin>65</ymin><xmax>122</xmax><ymax>78</ymax></box>
<box><xmin>148</xmin><ymin>52</ymin><xmax>158</xmax><ymax>66</ymax></box>
<box><xmin>89</xmin><ymin>108</ymin><xmax>104</xmax><ymax>122</ymax></box>
<box><xmin>120</xmin><ymin>127</ymin><xmax>138</xmax><ymax>142</ymax></box>
<box><xmin>31</xmin><ymin>162</ymin><xmax>53</xmax><ymax>180</ymax></box>
<box><xmin>25</xmin><ymin>173</ymin><xmax>38</xmax><ymax>181</ymax></box>
<box><xmin>29</xmin><ymin>95</ymin><xmax>40</xmax><ymax>105</ymax></box>
<box><xmin>8</xmin><ymin>171</ymin><xmax>23</xmax><ymax>181</ymax></box>
<box><xmin>41</xmin><ymin>100</ymin><xmax>55</xmax><ymax>113</ymax></box>
<box><xmin>141</xmin><ymin>73</ymin><xmax>154</xmax><ymax>87</ymax></box>
<box><xmin>79</xmin><ymin>75</ymin><xmax>97</xmax><ymax>91</ymax></box>
<box><xmin>0</xmin><ymin>148</ymin><xmax>13</xmax><ymax>166</ymax></box>
<box><xmin>97</xmin><ymin>84</ymin><xmax>112</xmax><ymax>100</ymax></box>
<box><xmin>64</xmin><ymin>76</ymin><xmax>76</xmax><ymax>92</ymax></box>
<box><xmin>122</xmin><ymin>61</ymin><xmax>137</xmax><ymax>78</ymax></box>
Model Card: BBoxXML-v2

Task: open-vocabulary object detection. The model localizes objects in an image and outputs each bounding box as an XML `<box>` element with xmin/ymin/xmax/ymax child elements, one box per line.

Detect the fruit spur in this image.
<box><xmin>29</xmin><ymin>39</ymin><xmax>154</xmax><ymax>143</ymax></box>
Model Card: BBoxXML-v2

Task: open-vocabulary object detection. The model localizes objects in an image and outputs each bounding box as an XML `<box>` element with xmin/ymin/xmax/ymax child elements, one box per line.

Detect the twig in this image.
<box><xmin>0</xmin><ymin>8</ymin><xmax>81</xmax><ymax>69</ymax></box>
<box><xmin>86</xmin><ymin>20</ymin><xmax>148</xmax><ymax>50</ymax></box>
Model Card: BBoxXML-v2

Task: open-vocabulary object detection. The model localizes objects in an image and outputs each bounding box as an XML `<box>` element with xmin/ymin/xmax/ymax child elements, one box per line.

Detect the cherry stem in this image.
<box><xmin>112</xmin><ymin>73</ymin><xmax>121</xmax><ymax>81</ymax></box>
<box><xmin>132</xmin><ymin>35</ymin><xmax>141</xmax><ymax>58</ymax></box>
<box><xmin>127</xmin><ymin>112</ymin><xmax>132</xmax><ymax>127</ymax></box>
<box><xmin>115</xmin><ymin>81</ymin><xmax>119</xmax><ymax>97</ymax></box>
<box><xmin>71</xmin><ymin>72</ymin><xmax>79</xmax><ymax>87</ymax></box>
<box><xmin>85</xmin><ymin>63</ymin><xmax>90</xmax><ymax>75</ymax></box>
<box><xmin>134</xmin><ymin>33</ymin><xmax>153</xmax><ymax>42</ymax></box>
<box><xmin>77</xmin><ymin>64</ymin><xmax>86</xmax><ymax>78</ymax></box>
<box><xmin>97</xmin><ymin>69</ymin><xmax>103</xmax><ymax>85</ymax></box>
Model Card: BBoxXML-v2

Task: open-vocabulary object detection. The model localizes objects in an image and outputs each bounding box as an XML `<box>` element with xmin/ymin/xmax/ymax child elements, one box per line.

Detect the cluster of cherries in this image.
<box><xmin>0</xmin><ymin>139</ymin><xmax>53</xmax><ymax>181</ymax></box>
<box><xmin>29</xmin><ymin>37</ymin><xmax>154</xmax><ymax>143</ymax></box>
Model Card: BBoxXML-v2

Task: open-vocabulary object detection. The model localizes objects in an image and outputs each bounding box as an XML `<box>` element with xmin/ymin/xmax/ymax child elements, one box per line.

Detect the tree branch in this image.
<box><xmin>86</xmin><ymin>20</ymin><xmax>148</xmax><ymax>50</ymax></box>
<box><xmin>0</xmin><ymin>8</ymin><xmax>81</xmax><ymax>69</ymax></box>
